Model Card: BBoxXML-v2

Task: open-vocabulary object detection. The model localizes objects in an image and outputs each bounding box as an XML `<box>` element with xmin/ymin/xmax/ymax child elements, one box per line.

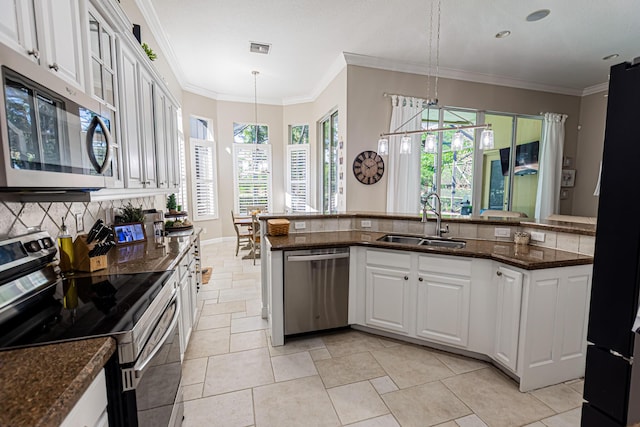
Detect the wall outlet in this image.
<box><xmin>494</xmin><ymin>227</ymin><xmax>511</xmax><ymax>238</ymax></box>
<box><xmin>294</xmin><ymin>221</ymin><xmax>306</xmax><ymax>230</ymax></box>
<box><xmin>75</xmin><ymin>213</ymin><xmax>84</xmax><ymax>232</ymax></box>
<box><xmin>530</xmin><ymin>231</ymin><xmax>545</xmax><ymax>242</ymax></box>
<box><xmin>361</xmin><ymin>220</ymin><xmax>372</xmax><ymax>228</ymax></box>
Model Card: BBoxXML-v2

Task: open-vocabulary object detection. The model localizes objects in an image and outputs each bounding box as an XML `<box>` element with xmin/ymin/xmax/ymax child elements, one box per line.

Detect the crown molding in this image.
<box><xmin>582</xmin><ymin>82</ymin><xmax>609</xmax><ymax>96</ymax></box>
<box><xmin>134</xmin><ymin>0</ymin><xmax>187</xmax><ymax>88</ymax></box>
<box><xmin>184</xmin><ymin>83</ymin><xmax>284</xmax><ymax>106</ymax></box>
<box><xmin>343</xmin><ymin>52</ymin><xmax>588</xmax><ymax>97</ymax></box>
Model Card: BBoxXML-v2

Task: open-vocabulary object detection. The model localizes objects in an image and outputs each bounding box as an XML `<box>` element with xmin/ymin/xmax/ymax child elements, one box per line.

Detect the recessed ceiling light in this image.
<box><xmin>249</xmin><ymin>42</ymin><xmax>271</xmax><ymax>55</ymax></box>
<box><xmin>495</xmin><ymin>30</ymin><xmax>511</xmax><ymax>39</ymax></box>
<box><xmin>526</xmin><ymin>9</ymin><xmax>550</xmax><ymax>22</ymax></box>
<box><xmin>602</xmin><ymin>53</ymin><xmax>619</xmax><ymax>61</ymax></box>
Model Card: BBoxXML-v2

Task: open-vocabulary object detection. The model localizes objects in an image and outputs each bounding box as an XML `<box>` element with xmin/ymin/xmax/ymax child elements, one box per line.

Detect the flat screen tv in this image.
<box><xmin>499</xmin><ymin>141</ymin><xmax>539</xmax><ymax>176</ymax></box>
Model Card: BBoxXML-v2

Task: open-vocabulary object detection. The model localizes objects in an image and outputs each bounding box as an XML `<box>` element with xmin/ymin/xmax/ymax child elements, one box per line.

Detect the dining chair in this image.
<box><xmin>231</xmin><ymin>210</ymin><xmax>252</xmax><ymax>256</ymax></box>
<box><xmin>249</xmin><ymin>213</ymin><xmax>261</xmax><ymax>265</ymax></box>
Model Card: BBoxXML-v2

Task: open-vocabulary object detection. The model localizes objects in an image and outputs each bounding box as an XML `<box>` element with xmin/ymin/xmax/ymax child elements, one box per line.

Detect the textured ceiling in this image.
<box><xmin>146</xmin><ymin>0</ymin><xmax>640</xmax><ymax>104</ymax></box>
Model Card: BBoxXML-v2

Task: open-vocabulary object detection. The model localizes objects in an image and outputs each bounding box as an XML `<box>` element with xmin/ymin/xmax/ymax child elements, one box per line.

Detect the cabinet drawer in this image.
<box><xmin>419</xmin><ymin>255</ymin><xmax>471</xmax><ymax>276</ymax></box>
<box><xmin>366</xmin><ymin>249</ymin><xmax>411</xmax><ymax>269</ymax></box>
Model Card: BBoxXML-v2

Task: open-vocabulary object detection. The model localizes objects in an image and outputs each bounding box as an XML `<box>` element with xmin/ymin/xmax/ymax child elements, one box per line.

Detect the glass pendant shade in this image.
<box><xmin>400</xmin><ymin>135</ymin><xmax>412</xmax><ymax>154</ymax></box>
<box><xmin>480</xmin><ymin>128</ymin><xmax>494</xmax><ymax>149</ymax></box>
<box><xmin>424</xmin><ymin>133</ymin><xmax>437</xmax><ymax>153</ymax></box>
<box><xmin>452</xmin><ymin>131</ymin><xmax>464</xmax><ymax>151</ymax></box>
<box><xmin>377</xmin><ymin>138</ymin><xmax>389</xmax><ymax>155</ymax></box>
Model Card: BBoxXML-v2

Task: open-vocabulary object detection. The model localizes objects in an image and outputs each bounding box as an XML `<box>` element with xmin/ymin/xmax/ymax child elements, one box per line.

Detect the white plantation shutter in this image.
<box><xmin>191</xmin><ymin>139</ymin><xmax>218</xmax><ymax>220</ymax></box>
<box><xmin>286</xmin><ymin>145</ymin><xmax>310</xmax><ymax>212</ymax></box>
<box><xmin>233</xmin><ymin>144</ymin><xmax>272</xmax><ymax>215</ymax></box>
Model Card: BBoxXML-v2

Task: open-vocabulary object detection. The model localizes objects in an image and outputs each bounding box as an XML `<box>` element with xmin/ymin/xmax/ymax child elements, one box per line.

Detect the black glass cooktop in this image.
<box><xmin>0</xmin><ymin>270</ymin><xmax>172</xmax><ymax>350</ymax></box>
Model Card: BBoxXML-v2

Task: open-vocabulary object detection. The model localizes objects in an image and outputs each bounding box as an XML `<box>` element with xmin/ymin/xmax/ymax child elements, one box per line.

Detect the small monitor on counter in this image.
<box><xmin>114</xmin><ymin>223</ymin><xmax>146</xmax><ymax>245</ymax></box>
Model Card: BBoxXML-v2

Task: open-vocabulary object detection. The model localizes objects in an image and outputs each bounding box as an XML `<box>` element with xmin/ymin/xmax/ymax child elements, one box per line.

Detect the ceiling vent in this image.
<box><xmin>250</xmin><ymin>42</ymin><xmax>271</xmax><ymax>55</ymax></box>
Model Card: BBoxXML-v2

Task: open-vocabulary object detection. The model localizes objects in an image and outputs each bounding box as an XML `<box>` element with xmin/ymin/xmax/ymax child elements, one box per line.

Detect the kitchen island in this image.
<box><xmin>262</xmin><ymin>213</ymin><xmax>594</xmax><ymax>392</ymax></box>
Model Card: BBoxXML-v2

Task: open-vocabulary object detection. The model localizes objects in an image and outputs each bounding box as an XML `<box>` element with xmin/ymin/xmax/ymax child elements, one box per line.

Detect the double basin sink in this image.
<box><xmin>377</xmin><ymin>234</ymin><xmax>466</xmax><ymax>249</ymax></box>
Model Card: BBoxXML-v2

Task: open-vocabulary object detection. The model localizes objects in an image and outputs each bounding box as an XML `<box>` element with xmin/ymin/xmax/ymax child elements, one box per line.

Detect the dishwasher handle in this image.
<box><xmin>286</xmin><ymin>253</ymin><xmax>349</xmax><ymax>262</ymax></box>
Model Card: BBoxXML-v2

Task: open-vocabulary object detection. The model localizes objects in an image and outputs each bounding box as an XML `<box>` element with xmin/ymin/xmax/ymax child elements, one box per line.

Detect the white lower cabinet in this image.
<box><xmin>60</xmin><ymin>369</ymin><xmax>108</xmax><ymax>427</ymax></box>
<box><xmin>493</xmin><ymin>266</ymin><xmax>523</xmax><ymax>372</ymax></box>
<box><xmin>356</xmin><ymin>247</ymin><xmax>593</xmax><ymax>391</ymax></box>
<box><xmin>364</xmin><ymin>250</ymin><xmax>412</xmax><ymax>334</ymax></box>
<box><xmin>177</xmin><ymin>240</ymin><xmax>200</xmax><ymax>359</ymax></box>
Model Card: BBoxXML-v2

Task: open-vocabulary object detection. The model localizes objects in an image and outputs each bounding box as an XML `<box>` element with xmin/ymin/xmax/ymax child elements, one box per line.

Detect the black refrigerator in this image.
<box><xmin>582</xmin><ymin>59</ymin><xmax>640</xmax><ymax>426</ymax></box>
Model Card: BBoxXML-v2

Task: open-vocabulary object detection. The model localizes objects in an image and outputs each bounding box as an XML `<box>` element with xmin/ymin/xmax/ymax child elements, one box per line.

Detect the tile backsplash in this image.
<box><xmin>0</xmin><ymin>195</ymin><xmax>165</xmax><ymax>240</ymax></box>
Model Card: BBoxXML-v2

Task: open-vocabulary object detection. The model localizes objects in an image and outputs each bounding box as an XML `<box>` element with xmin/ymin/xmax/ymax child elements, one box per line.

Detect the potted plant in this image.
<box><xmin>116</xmin><ymin>203</ymin><xmax>145</xmax><ymax>224</ymax></box>
<box><xmin>167</xmin><ymin>193</ymin><xmax>178</xmax><ymax>214</ymax></box>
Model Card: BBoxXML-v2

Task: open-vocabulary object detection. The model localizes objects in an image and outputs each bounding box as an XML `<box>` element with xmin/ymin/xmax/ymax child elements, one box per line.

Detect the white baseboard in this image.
<box><xmin>201</xmin><ymin>236</ymin><xmax>235</xmax><ymax>246</ymax></box>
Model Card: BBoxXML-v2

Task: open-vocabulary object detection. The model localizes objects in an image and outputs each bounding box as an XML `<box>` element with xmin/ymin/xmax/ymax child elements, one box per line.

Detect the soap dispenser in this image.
<box><xmin>57</xmin><ymin>217</ymin><xmax>74</xmax><ymax>273</ymax></box>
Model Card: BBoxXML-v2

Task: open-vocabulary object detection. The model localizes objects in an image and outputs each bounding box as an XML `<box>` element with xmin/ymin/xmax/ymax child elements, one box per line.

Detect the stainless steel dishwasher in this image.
<box><xmin>284</xmin><ymin>247</ymin><xmax>350</xmax><ymax>335</ymax></box>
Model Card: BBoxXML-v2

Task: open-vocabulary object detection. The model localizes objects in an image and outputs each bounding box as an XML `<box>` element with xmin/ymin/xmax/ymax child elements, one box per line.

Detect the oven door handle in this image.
<box><xmin>133</xmin><ymin>296</ymin><xmax>180</xmax><ymax>374</ymax></box>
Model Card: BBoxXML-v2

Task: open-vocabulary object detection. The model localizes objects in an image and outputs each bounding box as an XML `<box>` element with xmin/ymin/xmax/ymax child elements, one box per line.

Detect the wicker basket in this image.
<box><xmin>267</xmin><ymin>219</ymin><xmax>290</xmax><ymax>236</ymax></box>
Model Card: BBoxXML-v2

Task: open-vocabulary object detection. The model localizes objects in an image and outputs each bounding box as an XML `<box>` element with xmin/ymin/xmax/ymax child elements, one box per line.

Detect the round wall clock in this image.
<box><xmin>353</xmin><ymin>150</ymin><xmax>385</xmax><ymax>185</ymax></box>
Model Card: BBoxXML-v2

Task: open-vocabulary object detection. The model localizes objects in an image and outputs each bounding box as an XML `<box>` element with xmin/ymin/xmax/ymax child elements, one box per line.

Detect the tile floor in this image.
<box><xmin>184</xmin><ymin>240</ymin><xmax>584</xmax><ymax>427</ymax></box>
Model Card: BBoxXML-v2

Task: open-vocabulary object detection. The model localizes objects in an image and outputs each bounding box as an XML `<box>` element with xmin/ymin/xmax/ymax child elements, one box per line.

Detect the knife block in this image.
<box><xmin>73</xmin><ymin>234</ymin><xmax>108</xmax><ymax>272</ymax></box>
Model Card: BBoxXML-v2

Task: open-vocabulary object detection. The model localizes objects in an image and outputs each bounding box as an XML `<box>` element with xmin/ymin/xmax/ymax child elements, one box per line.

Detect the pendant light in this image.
<box><xmin>424</xmin><ymin>133</ymin><xmax>437</xmax><ymax>153</ymax></box>
<box><xmin>400</xmin><ymin>135</ymin><xmax>412</xmax><ymax>154</ymax></box>
<box><xmin>451</xmin><ymin>131</ymin><xmax>464</xmax><ymax>151</ymax></box>
<box><xmin>377</xmin><ymin>137</ymin><xmax>389</xmax><ymax>155</ymax></box>
<box><xmin>480</xmin><ymin>127</ymin><xmax>495</xmax><ymax>149</ymax></box>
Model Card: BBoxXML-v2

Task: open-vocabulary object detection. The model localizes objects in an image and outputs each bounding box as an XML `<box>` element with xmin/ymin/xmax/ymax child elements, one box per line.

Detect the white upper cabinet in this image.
<box><xmin>0</xmin><ymin>0</ymin><xmax>38</xmax><ymax>61</ymax></box>
<box><xmin>36</xmin><ymin>0</ymin><xmax>85</xmax><ymax>88</ymax></box>
<box><xmin>86</xmin><ymin>5</ymin><xmax>116</xmax><ymax>107</ymax></box>
<box><xmin>138</xmin><ymin>66</ymin><xmax>157</xmax><ymax>188</ymax></box>
<box><xmin>1</xmin><ymin>0</ymin><xmax>85</xmax><ymax>88</ymax></box>
<box><xmin>154</xmin><ymin>89</ymin><xmax>169</xmax><ymax>188</ymax></box>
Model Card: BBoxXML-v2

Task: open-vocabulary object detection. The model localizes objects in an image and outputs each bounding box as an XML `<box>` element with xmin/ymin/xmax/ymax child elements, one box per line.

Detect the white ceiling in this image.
<box><xmin>143</xmin><ymin>0</ymin><xmax>640</xmax><ymax>104</ymax></box>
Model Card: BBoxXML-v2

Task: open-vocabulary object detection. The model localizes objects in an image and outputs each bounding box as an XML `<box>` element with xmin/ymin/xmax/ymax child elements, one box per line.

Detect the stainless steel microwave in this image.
<box><xmin>0</xmin><ymin>44</ymin><xmax>115</xmax><ymax>191</ymax></box>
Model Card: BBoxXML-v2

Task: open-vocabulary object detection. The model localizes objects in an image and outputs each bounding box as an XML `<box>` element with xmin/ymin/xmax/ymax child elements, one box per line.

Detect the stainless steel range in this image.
<box><xmin>0</xmin><ymin>230</ymin><xmax>182</xmax><ymax>427</ymax></box>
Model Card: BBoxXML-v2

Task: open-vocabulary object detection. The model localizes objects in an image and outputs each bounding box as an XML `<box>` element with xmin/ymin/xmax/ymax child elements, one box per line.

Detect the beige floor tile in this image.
<box><xmin>245</xmin><ymin>299</ymin><xmax>263</xmax><ymax>316</ymax></box>
<box><xmin>271</xmin><ymin>351</ymin><xmax>318</xmax><ymax>382</ymax></box>
<box><xmin>232</xmin><ymin>272</ymin><xmax>261</xmax><ymax>281</ymax></box>
<box><xmin>442</xmin><ymin>368</ymin><xmax>555</xmax><ymax>427</ymax></box>
<box><xmin>540</xmin><ymin>408</ymin><xmax>581</xmax><ymax>427</ymax></box>
<box><xmin>382</xmin><ymin>381</ymin><xmax>471</xmax><ymax>427</ymax></box>
<box><xmin>522</xmin><ymin>423</ymin><xmax>546</xmax><ymax>427</ymax></box>
<box><xmin>345</xmin><ymin>414</ymin><xmax>401</xmax><ymax>427</ymax></box>
<box><xmin>184</xmin><ymin>328</ymin><xmax>230</xmax><ymax>360</ymax></box>
<box><xmin>231</xmin><ymin>311</ymin><xmax>247</xmax><ymax>319</ymax></box>
<box><xmin>432</xmin><ymin>422</ymin><xmax>457</xmax><ymax>427</ymax></box>
<box><xmin>253</xmin><ymin>376</ymin><xmax>340</xmax><ymax>427</ymax></box>
<box><xmin>309</xmin><ymin>348</ymin><xmax>332</xmax><ymax>361</ymax></box>
<box><xmin>322</xmin><ymin>330</ymin><xmax>386</xmax><ymax>357</ymax></box>
<box><xmin>230</xmin><ymin>330</ymin><xmax>267</xmax><ymax>352</ymax></box>
<box><xmin>566</xmin><ymin>379</ymin><xmax>584</xmax><ymax>396</ymax></box>
<box><xmin>198</xmin><ymin>289</ymin><xmax>219</xmax><ymax>301</ymax></box>
<box><xmin>315</xmin><ymin>351</ymin><xmax>386</xmax><ymax>388</ymax></box>
<box><xmin>432</xmin><ymin>351</ymin><xmax>488</xmax><ymax>375</ymax></box>
<box><xmin>455</xmin><ymin>414</ymin><xmax>489</xmax><ymax>426</ymax></box>
<box><xmin>219</xmin><ymin>287</ymin><xmax>261</xmax><ymax>302</ymax></box>
<box><xmin>196</xmin><ymin>313</ymin><xmax>231</xmax><ymax>330</ymax></box>
<box><xmin>183</xmin><ymin>389</ymin><xmax>254</xmax><ymax>427</ymax></box>
<box><xmin>202</xmin><ymin>347</ymin><xmax>274</xmax><ymax>396</ymax></box>
<box><xmin>268</xmin><ymin>336</ymin><xmax>326</xmax><ymax>356</ymax></box>
<box><xmin>201</xmin><ymin>300</ymin><xmax>246</xmax><ymax>316</ymax></box>
<box><xmin>371</xmin><ymin>345</ymin><xmax>455</xmax><ymax>389</ymax></box>
<box><xmin>182</xmin><ymin>357</ymin><xmax>208</xmax><ymax>385</ymax></box>
<box><xmin>207</xmin><ymin>279</ymin><xmax>233</xmax><ymax>290</ymax></box>
<box><xmin>328</xmin><ymin>381</ymin><xmax>389</xmax><ymax>425</ymax></box>
<box><xmin>531</xmin><ymin>384</ymin><xmax>584</xmax><ymax>413</ymax></box>
<box><xmin>230</xmin><ymin>315</ymin><xmax>269</xmax><ymax>333</ymax></box>
<box><xmin>370</xmin><ymin>376</ymin><xmax>399</xmax><ymax>395</ymax></box>
<box><xmin>232</xmin><ymin>278</ymin><xmax>258</xmax><ymax>288</ymax></box>
<box><xmin>182</xmin><ymin>383</ymin><xmax>203</xmax><ymax>401</ymax></box>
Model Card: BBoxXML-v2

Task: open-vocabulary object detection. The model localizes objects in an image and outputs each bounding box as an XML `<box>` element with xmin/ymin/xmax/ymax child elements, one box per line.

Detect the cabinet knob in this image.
<box><xmin>27</xmin><ymin>49</ymin><xmax>40</xmax><ymax>59</ymax></box>
<box><xmin>418</xmin><ymin>277</ymin><xmax>423</xmax><ymax>282</ymax></box>
<box><xmin>49</xmin><ymin>63</ymin><xmax>59</xmax><ymax>72</ymax></box>
<box><xmin>404</xmin><ymin>276</ymin><xmax>409</xmax><ymax>280</ymax></box>
<box><xmin>496</xmin><ymin>271</ymin><xmax>502</xmax><ymax>276</ymax></box>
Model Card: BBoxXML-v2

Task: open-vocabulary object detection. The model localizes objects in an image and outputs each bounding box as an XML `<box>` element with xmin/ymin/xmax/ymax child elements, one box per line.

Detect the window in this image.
<box><xmin>286</xmin><ymin>125</ymin><xmax>310</xmax><ymax>212</ymax></box>
<box><xmin>480</xmin><ymin>114</ymin><xmax>542</xmax><ymax>218</ymax></box>
<box><xmin>420</xmin><ymin>108</ymin><xmax>476</xmax><ymax>215</ymax></box>
<box><xmin>233</xmin><ymin>122</ymin><xmax>272</xmax><ymax>214</ymax></box>
<box><xmin>321</xmin><ymin>111</ymin><xmax>339</xmax><ymax>213</ymax></box>
<box><xmin>190</xmin><ymin>116</ymin><xmax>218</xmax><ymax>220</ymax></box>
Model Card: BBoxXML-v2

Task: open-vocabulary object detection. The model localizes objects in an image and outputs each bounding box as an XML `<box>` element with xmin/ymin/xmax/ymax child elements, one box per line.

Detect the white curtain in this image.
<box><xmin>535</xmin><ymin>112</ymin><xmax>568</xmax><ymax>219</ymax></box>
<box><xmin>385</xmin><ymin>95</ymin><xmax>423</xmax><ymax>214</ymax></box>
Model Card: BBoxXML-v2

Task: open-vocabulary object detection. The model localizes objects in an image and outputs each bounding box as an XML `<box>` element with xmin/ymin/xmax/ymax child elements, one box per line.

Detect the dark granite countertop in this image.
<box><xmin>259</xmin><ymin>212</ymin><xmax>596</xmax><ymax>236</ymax></box>
<box><xmin>266</xmin><ymin>231</ymin><xmax>593</xmax><ymax>270</ymax></box>
<box><xmin>0</xmin><ymin>337</ymin><xmax>116</xmax><ymax>427</ymax></box>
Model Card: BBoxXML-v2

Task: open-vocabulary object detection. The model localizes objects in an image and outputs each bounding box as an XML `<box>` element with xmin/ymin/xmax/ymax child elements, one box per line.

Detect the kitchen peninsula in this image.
<box><xmin>261</xmin><ymin>212</ymin><xmax>594</xmax><ymax>392</ymax></box>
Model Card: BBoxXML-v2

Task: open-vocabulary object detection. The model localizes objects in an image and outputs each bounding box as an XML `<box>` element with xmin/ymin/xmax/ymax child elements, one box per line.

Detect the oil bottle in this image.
<box><xmin>57</xmin><ymin>217</ymin><xmax>74</xmax><ymax>273</ymax></box>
